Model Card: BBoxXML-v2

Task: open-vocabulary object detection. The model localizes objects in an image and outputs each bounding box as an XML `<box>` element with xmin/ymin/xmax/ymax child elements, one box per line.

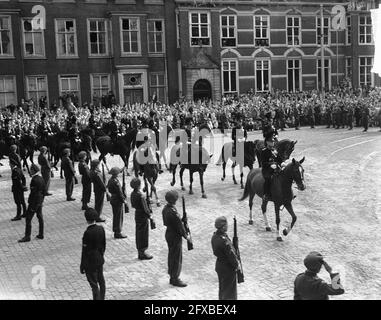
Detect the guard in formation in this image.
<box><xmin>89</xmin><ymin>159</ymin><xmax>106</xmax><ymax>223</ymax></box>
<box><xmin>211</xmin><ymin>216</ymin><xmax>241</xmax><ymax>300</ymax></box>
<box><xmin>130</xmin><ymin>177</ymin><xmax>153</xmax><ymax>260</ymax></box>
<box><xmin>78</xmin><ymin>151</ymin><xmax>91</xmax><ymax>210</ymax></box>
<box><xmin>10</xmin><ymin>164</ymin><xmax>27</xmax><ymax>221</ymax></box>
<box><xmin>61</xmin><ymin>148</ymin><xmax>76</xmax><ymax>201</ymax></box>
<box><xmin>38</xmin><ymin>146</ymin><xmax>52</xmax><ymax>196</ymax></box>
<box><xmin>162</xmin><ymin>190</ymin><xmax>190</xmax><ymax>287</ymax></box>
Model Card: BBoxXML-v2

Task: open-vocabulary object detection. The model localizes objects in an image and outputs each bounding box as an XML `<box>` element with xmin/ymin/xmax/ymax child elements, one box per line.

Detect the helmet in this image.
<box><xmin>78</xmin><ymin>151</ymin><xmax>87</xmax><ymax>160</ymax></box>
<box><xmin>10</xmin><ymin>145</ymin><xmax>17</xmax><ymax>152</ymax></box>
<box><xmin>62</xmin><ymin>148</ymin><xmax>70</xmax><ymax>156</ymax></box>
<box><xmin>91</xmin><ymin>159</ymin><xmax>100</xmax><ymax>169</ymax></box>
<box><xmin>303</xmin><ymin>252</ymin><xmax>324</xmax><ymax>273</ymax></box>
<box><xmin>109</xmin><ymin>167</ymin><xmax>121</xmax><ymax>176</ymax></box>
<box><xmin>84</xmin><ymin>207</ymin><xmax>98</xmax><ymax>222</ymax></box>
<box><xmin>165</xmin><ymin>190</ymin><xmax>179</xmax><ymax>204</ymax></box>
<box><xmin>215</xmin><ymin>216</ymin><xmax>228</xmax><ymax>229</ymax></box>
<box><xmin>130</xmin><ymin>177</ymin><xmax>141</xmax><ymax>189</ymax></box>
<box><xmin>30</xmin><ymin>163</ymin><xmax>40</xmax><ymax>174</ymax></box>
<box><xmin>39</xmin><ymin>146</ymin><xmax>47</xmax><ymax>153</ymax></box>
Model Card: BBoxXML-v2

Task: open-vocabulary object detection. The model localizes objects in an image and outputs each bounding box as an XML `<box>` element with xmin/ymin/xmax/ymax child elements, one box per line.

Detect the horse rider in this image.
<box><xmin>261</xmin><ymin>136</ymin><xmax>283</xmax><ymax>201</ymax></box>
<box><xmin>262</xmin><ymin>112</ymin><xmax>278</xmax><ymax>144</ymax></box>
<box><xmin>109</xmin><ymin>111</ymin><xmax>119</xmax><ymax>146</ymax></box>
<box><xmin>231</xmin><ymin>118</ymin><xmax>247</xmax><ymax>158</ymax></box>
<box><xmin>184</xmin><ymin>117</ymin><xmax>193</xmax><ymax>144</ymax></box>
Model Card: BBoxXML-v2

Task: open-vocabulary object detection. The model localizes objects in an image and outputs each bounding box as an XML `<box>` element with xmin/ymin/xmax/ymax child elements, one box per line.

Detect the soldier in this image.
<box><xmin>109</xmin><ymin>111</ymin><xmax>119</xmax><ymax>147</ymax></box>
<box><xmin>261</xmin><ymin>136</ymin><xmax>283</xmax><ymax>201</ymax></box>
<box><xmin>80</xmin><ymin>208</ymin><xmax>106</xmax><ymax>300</ymax></box>
<box><xmin>130</xmin><ymin>177</ymin><xmax>154</xmax><ymax>260</ymax></box>
<box><xmin>325</xmin><ymin>105</ymin><xmax>332</xmax><ymax>128</ymax></box>
<box><xmin>38</xmin><ymin>146</ymin><xmax>52</xmax><ymax>196</ymax></box>
<box><xmin>8</xmin><ymin>144</ymin><xmax>21</xmax><ymax>170</ymax></box>
<box><xmin>107</xmin><ymin>167</ymin><xmax>127</xmax><ymax>239</ymax></box>
<box><xmin>347</xmin><ymin>104</ymin><xmax>354</xmax><ymax>130</ymax></box>
<box><xmin>231</xmin><ymin>119</ymin><xmax>247</xmax><ymax>157</ymax></box>
<box><xmin>90</xmin><ymin>159</ymin><xmax>106</xmax><ymax>223</ymax></box>
<box><xmin>18</xmin><ymin>164</ymin><xmax>46</xmax><ymax>243</ymax></box>
<box><xmin>362</xmin><ymin>104</ymin><xmax>369</xmax><ymax>132</ymax></box>
<box><xmin>211</xmin><ymin>216</ymin><xmax>241</xmax><ymax>300</ymax></box>
<box><xmin>10</xmin><ymin>166</ymin><xmax>27</xmax><ymax>221</ymax></box>
<box><xmin>294</xmin><ymin>251</ymin><xmax>345</xmax><ymax>300</ymax></box>
<box><xmin>162</xmin><ymin>190</ymin><xmax>190</xmax><ymax>287</ymax></box>
<box><xmin>308</xmin><ymin>104</ymin><xmax>315</xmax><ymax>129</ymax></box>
<box><xmin>78</xmin><ymin>151</ymin><xmax>91</xmax><ymax>210</ymax></box>
<box><xmin>61</xmin><ymin>148</ymin><xmax>76</xmax><ymax>201</ymax></box>
<box><xmin>293</xmin><ymin>105</ymin><xmax>300</xmax><ymax>130</ymax></box>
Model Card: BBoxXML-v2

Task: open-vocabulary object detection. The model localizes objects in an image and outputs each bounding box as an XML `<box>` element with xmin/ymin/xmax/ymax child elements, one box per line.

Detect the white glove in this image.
<box><xmin>281</xmin><ymin>162</ymin><xmax>286</xmax><ymax>167</ymax></box>
<box><xmin>270</xmin><ymin>164</ymin><xmax>277</xmax><ymax>169</ymax></box>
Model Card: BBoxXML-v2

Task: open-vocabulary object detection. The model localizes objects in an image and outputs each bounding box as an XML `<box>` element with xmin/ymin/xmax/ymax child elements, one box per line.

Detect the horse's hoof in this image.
<box><xmin>249</xmin><ymin>220</ymin><xmax>254</xmax><ymax>225</ymax></box>
<box><xmin>221</xmin><ymin>177</ymin><xmax>225</xmax><ymax>181</ymax></box>
<box><xmin>189</xmin><ymin>190</ymin><xmax>194</xmax><ymax>195</ymax></box>
<box><xmin>265</xmin><ymin>227</ymin><xmax>272</xmax><ymax>232</ymax></box>
<box><xmin>143</xmin><ymin>187</ymin><xmax>146</xmax><ymax>192</ymax></box>
<box><xmin>156</xmin><ymin>202</ymin><xmax>161</xmax><ymax>207</ymax></box>
<box><xmin>283</xmin><ymin>228</ymin><xmax>289</xmax><ymax>236</ymax></box>
<box><xmin>170</xmin><ymin>181</ymin><xmax>175</xmax><ymax>187</ymax></box>
<box><xmin>277</xmin><ymin>236</ymin><xmax>283</xmax><ymax>242</ymax></box>
<box><xmin>202</xmin><ymin>194</ymin><xmax>207</xmax><ymax>199</ymax></box>
<box><xmin>181</xmin><ymin>187</ymin><xmax>186</xmax><ymax>191</ymax></box>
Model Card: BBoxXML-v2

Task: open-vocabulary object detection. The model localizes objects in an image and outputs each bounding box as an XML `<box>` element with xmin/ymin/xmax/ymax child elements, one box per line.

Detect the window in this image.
<box><xmin>88</xmin><ymin>19</ymin><xmax>108</xmax><ymax>56</ymax></box>
<box><xmin>176</xmin><ymin>12</ymin><xmax>180</xmax><ymax>48</ymax></box>
<box><xmin>346</xmin><ymin>16</ymin><xmax>351</xmax><ymax>45</ymax></box>
<box><xmin>0</xmin><ymin>16</ymin><xmax>12</xmax><ymax>56</ymax></box>
<box><xmin>221</xmin><ymin>15</ymin><xmax>236</xmax><ymax>47</ymax></box>
<box><xmin>287</xmin><ymin>59</ymin><xmax>301</xmax><ymax>92</ymax></box>
<box><xmin>287</xmin><ymin>17</ymin><xmax>300</xmax><ymax>46</ymax></box>
<box><xmin>345</xmin><ymin>57</ymin><xmax>352</xmax><ymax>78</ymax></box>
<box><xmin>190</xmin><ymin>12</ymin><xmax>210</xmax><ymax>46</ymax></box>
<box><xmin>149</xmin><ymin>73</ymin><xmax>166</xmax><ymax>102</ymax></box>
<box><xmin>55</xmin><ymin>19</ymin><xmax>77</xmax><ymax>57</ymax></box>
<box><xmin>91</xmin><ymin>74</ymin><xmax>110</xmax><ymax>102</ymax></box>
<box><xmin>22</xmin><ymin>19</ymin><xmax>44</xmax><ymax>57</ymax></box>
<box><xmin>254</xmin><ymin>16</ymin><xmax>269</xmax><ymax>46</ymax></box>
<box><xmin>316</xmin><ymin>17</ymin><xmax>330</xmax><ymax>45</ymax></box>
<box><xmin>359</xmin><ymin>15</ymin><xmax>372</xmax><ymax>44</ymax></box>
<box><xmin>120</xmin><ymin>17</ymin><xmax>140</xmax><ymax>54</ymax></box>
<box><xmin>59</xmin><ymin>75</ymin><xmax>80</xmax><ymax>99</ymax></box>
<box><xmin>0</xmin><ymin>76</ymin><xmax>16</xmax><ymax>106</ymax></box>
<box><xmin>148</xmin><ymin>20</ymin><xmax>164</xmax><ymax>53</ymax></box>
<box><xmin>317</xmin><ymin>59</ymin><xmax>330</xmax><ymax>90</ymax></box>
<box><xmin>26</xmin><ymin>76</ymin><xmax>47</xmax><ymax>103</ymax></box>
<box><xmin>256</xmin><ymin>60</ymin><xmax>270</xmax><ymax>92</ymax></box>
<box><xmin>359</xmin><ymin>57</ymin><xmax>373</xmax><ymax>87</ymax></box>
<box><xmin>222</xmin><ymin>60</ymin><xmax>237</xmax><ymax>94</ymax></box>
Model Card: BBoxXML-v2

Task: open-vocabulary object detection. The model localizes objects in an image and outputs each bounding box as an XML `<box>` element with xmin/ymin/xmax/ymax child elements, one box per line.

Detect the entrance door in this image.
<box><xmin>193</xmin><ymin>79</ymin><xmax>212</xmax><ymax>100</ymax></box>
<box><xmin>124</xmin><ymin>89</ymin><xmax>144</xmax><ymax>104</ymax></box>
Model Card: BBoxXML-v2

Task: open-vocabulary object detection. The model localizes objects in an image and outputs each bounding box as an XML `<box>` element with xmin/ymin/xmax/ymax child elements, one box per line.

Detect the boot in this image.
<box><xmin>138</xmin><ymin>251</ymin><xmax>153</xmax><ymax>260</ymax></box>
<box><xmin>170</xmin><ymin>278</ymin><xmax>187</xmax><ymax>287</ymax></box>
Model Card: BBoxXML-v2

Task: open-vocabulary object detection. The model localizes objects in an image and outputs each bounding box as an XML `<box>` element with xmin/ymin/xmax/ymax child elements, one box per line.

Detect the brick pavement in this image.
<box><xmin>0</xmin><ymin>126</ymin><xmax>381</xmax><ymax>300</ymax></box>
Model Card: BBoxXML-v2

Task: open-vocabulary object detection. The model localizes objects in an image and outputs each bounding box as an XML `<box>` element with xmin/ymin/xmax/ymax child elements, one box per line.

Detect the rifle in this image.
<box><xmin>233</xmin><ymin>216</ymin><xmax>244</xmax><ymax>283</ymax></box>
<box><xmin>146</xmin><ymin>187</ymin><xmax>156</xmax><ymax>229</ymax></box>
<box><xmin>122</xmin><ymin>168</ymin><xmax>129</xmax><ymax>213</ymax></box>
<box><xmin>181</xmin><ymin>196</ymin><xmax>193</xmax><ymax>251</ymax></box>
<box><xmin>102</xmin><ymin>163</ymin><xmax>111</xmax><ymax>201</ymax></box>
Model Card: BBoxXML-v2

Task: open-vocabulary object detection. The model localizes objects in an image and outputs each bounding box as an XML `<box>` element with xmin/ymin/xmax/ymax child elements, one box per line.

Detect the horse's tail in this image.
<box><xmin>216</xmin><ymin>145</ymin><xmax>224</xmax><ymax>165</ymax></box>
<box><xmin>239</xmin><ymin>175</ymin><xmax>251</xmax><ymax>202</ymax></box>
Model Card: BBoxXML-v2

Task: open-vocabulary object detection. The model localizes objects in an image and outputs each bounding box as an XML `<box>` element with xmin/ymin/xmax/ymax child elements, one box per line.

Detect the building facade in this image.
<box><xmin>0</xmin><ymin>0</ymin><xmax>380</xmax><ymax>107</ymax></box>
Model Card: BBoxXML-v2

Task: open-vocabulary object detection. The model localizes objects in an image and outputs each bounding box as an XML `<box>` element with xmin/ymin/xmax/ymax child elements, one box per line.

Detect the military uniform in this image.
<box><xmin>90</xmin><ymin>167</ymin><xmax>106</xmax><ymax>221</ymax></box>
<box><xmin>38</xmin><ymin>152</ymin><xmax>51</xmax><ymax>195</ymax></box>
<box><xmin>78</xmin><ymin>160</ymin><xmax>91</xmax><ymax>210</ymax></box>
<box><xmin>362</xmin><ymin>105</ymin><xmax>369</xmax><ymax>132</ymax></box>
<box><xmin>61</xmin><ymin>155</ymin><xmax>76</xmax><ymax>200</ymax></box>
<box><xmin>9</xmin><ymin>150</ymin><xmax>21</xmax><ymax>170</ymax></box>
<box><xmin>211</xmin><ymin>229</ymin><xmax>240</xmax><ymax>300</ymax></box>
<box><xmin>231</xmin><ymin>123</ymin><xmax>247</xmax><ymax>157</ymax></box>
<box><xmin>11</xmin><ymin>167</ymin><xmax>27</xmax><ymax>220</ymax></box>
<box><xmin>107</xmin><ymin>176</ymin><xmax>125</xmax><ymax>237</ymax></box>
<box><xmin>162</xmin><ymin>203</ymin><xmax>187</xmax><ymax>283</ymax></box>
<box><xmin>261</xmin><ymin>146</ymin><xmax>283</xmax><ymax>199</ymax></box>
<box><xmin>131</xmin><ymin>189</ymin><xmax>152</xmax><ymax>258</ymax></box>
<box><xmin>294</xmin><ymin>271</ymin><xmax>345</xmax><ymax>300</ymax></box>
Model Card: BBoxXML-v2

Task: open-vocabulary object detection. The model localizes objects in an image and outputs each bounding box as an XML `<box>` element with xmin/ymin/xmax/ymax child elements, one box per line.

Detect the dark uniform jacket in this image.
<box><xmin>211</xmin><ymin>230</ymin><xmax>239</xmax><ymax>271</ymax></box>
<box><xmin>90</xmin><ymin>169</ymin><xmax>106</xmax><ymax>194</ymax></box>
<box><xmin>261</xmin><ymin>148</ymin><xmax>283</xmax><ymax>175</ymax></box>
<box><xmin>9</xmin><ymin>152</ymin><xmax>21</xmax><ymax>169</ymax></box>
<box><xmin>28</xmin><ymin>174</ymin><xmax>46</xmax><ymax>211</ymax></box>
<box><xmin>131</xmin><ymin>190</ymin><xmax>151</xmax><ymax>220</ymax></box>
<box><xmin>38</xmin><ymin>153</ymin><xmax>51</xmax><ymax>174</ymax></box>
<box><xmin>80</xmin><ymin>224</ymin><xmax>106</xmax><ymax>272</ymax></box>
<box><xmin>78</xmin><ymin>161</ymin><xmax>91</xmax><ymax>184</ymax></box>
<box><xmin>162</xmin><ymin>204</ymin><xmax>187</xmax><ymax>240</ymax></box>
<box><xmin>61</xmin><ymin>156</ymin><xmax>75</xmax><ymax>178</ymax></box>
<box><xmin>11</xmin><ymin>167</ymin><xmax>26</xmax><ymax>192</ymax></box>
<box><xmin>294</xmin><ymin>271</ymin><xmax>345</xmax><ymax>300</ymax></box>
<box><xmin>107</xmin><ymin>177</ymin><xmax>125</xmax><ymax>204</ymax></box>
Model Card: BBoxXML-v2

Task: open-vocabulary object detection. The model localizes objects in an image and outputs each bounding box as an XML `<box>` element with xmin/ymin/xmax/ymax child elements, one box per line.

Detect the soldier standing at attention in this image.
<box><xmin>294</xmin><ymin>252</ymin><xmax>345</xmax><ymax>300</ymax></box>
<box><xmin>90</xmin><ymin>159</ymin><xmax>106</xmax><ymax>223</ymax></box>
<box><xmin>38</xmin><ymin>146</ymin><xmax>52</xmax><ymax>196</ymax></box>
<box><xmin>162</xmin><ymin>190</ymin><xmax>190</xmax><ymax>287</ymax></box>
<box><xmin>107</xmin><ymin>167</ymin><xmax>127</xmax><ymax>239</ymax></box>
<box><xmin>80</xmin><ymin>208</ymin><xmax>106</xmax><ymax>300</ymax></box>
<box><xmin>130</xmin><ymin>177</ymin><xmax>153</xmax><ymax>260</ymax></box>
<box><xmin>61</xmin><ymin>148</ymin><xmax>76</xmax><ymax>201</ymax></box>
<box><xmin>78</xmin><ymin>151</ymin><xmax>91</xmax><ymax>210</ymax></box>
<box><xmin>211</xmin><ymin>216</ymin><xmax>241</xmax><ymax>300</ymax></box>
<box><xmin>362</xmin><ymin>104</ymin><xmax>369</xmax><ymax>132</ymax></box>
<box><xmin>18</xmin><ymin>164</ymin><xmax>46</xmax><ymax>243</ymax></box>
<box><xmin>9</xmin><ymin>144</ymin><xmax>22</xmax><ymax>170</ymax></box>
<box><xmin>10</xmin><ymin>166</ymin><xmax>27</xmax><ymax>221</ymax></box>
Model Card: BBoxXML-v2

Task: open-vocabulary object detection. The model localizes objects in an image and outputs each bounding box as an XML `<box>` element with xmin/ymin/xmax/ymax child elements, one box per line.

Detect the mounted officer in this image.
<box><xmin>231</xmin><ymin>118</ymin><xmax>247</xmax><ymax>158</ymax></box>
<box><xmin>262</xmin><ymin>112</ymin><xmax>278</xmax><ymax>144</ymax></box>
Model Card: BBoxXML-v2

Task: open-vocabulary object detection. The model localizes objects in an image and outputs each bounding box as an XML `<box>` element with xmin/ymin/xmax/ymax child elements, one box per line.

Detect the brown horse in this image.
<box><xmin>239</xmin><ymin>157</ymin><xmax>306</xmax><ymax>241</ymax></box>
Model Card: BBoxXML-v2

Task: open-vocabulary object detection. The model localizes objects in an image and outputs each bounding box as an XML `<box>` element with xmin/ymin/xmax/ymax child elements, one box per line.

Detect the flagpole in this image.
<box><xmin>321</xmin><ymin>4</ymin><xmax>325</xmax><ymax>110</ymax></box>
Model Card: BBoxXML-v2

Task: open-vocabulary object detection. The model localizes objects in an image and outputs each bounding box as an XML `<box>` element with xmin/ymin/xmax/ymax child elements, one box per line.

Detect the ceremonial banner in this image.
<box><xmin>371</xmin><ymin>8</ymin><xmax>381</xmax><ymax>76</ymax></box>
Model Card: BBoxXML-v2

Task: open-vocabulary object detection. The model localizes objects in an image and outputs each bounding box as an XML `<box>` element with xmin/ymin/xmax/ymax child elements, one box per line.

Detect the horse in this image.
<box><xmin>239</xmin><ymin>157</ymin><xmax>306</xmax><ymax>242</ymax></box>
<box><xmin>169</xmin><ymin>140</ymin><xmax>212</xmax><ymax>198</ymax></box>
<box><xmin>254</xmin><ymin>139</ymin><xmax>297</xmax><ymax>167</ymax></box>
<box><xmin>132</xmin><ymin>140</ymin><xmax>161</xmax><ymax>207</ymax></box>
<box><xmin>18</xmin><ymin>133</ymin><xmax>37</xmax><ymax>174</ymax></box>
<box><xmin>96</xmin><ymin>127</ymin><xmax>137</xmax><ymax>173</ymax></box>
<box><xmin>156</xmin><ymin>122</ymin><xmax>173</xmax><ymax>171</ymax></box>
<box><xmin>216</xmin><ymin>140</ymin><xmax>256</xmax><ymax>188</ymax></box>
